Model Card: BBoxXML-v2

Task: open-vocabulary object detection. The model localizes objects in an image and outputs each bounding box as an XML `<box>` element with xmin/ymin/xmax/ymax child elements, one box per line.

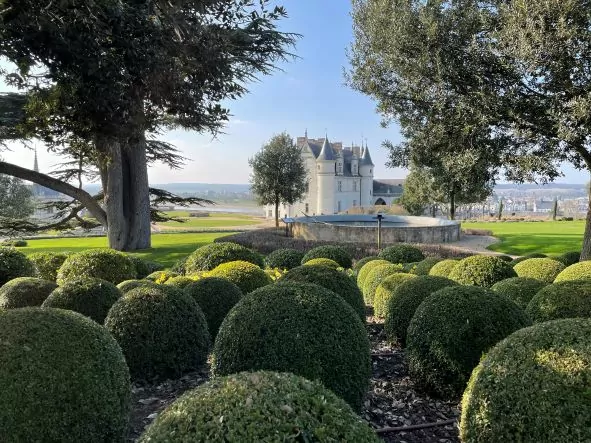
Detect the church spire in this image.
<box><xmin>33</xmin><ymin>148</ymin><xmax>39</xmax><ymax>173</ymax></box>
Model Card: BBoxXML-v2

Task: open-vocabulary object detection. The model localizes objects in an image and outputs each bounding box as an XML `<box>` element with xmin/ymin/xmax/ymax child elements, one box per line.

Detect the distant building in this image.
<box><xmin>31</xmin><ymin>149</ymin><xmax>67</xmax><ymax>220</ymax></box>
<box><xmin>265</xmin><ymin>134</ymin><xmax>404</xmax><ymax>219</ymax></box>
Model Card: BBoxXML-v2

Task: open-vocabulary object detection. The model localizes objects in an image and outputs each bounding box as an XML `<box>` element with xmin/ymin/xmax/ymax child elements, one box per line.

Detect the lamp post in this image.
<box><xmin>373</xmin><ymin>213</ymin><xmax>384</xmax><ymax>251</ymax></box>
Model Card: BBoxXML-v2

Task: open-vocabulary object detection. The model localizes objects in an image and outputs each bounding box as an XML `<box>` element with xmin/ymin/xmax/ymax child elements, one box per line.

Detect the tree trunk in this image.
<box><xmin>582</xmin><ymin>194</ymin><xmax>591</xmax><ymax>261</ymax></box>
<box><xmin>449</xmin><ymin>191</ymin><xmax>456</xmax><ymax>220</ymax></box>
<box><xmin>275</xmin><ymin>200</ymin><xmax>280</xmax><ymax>228</ymax></box>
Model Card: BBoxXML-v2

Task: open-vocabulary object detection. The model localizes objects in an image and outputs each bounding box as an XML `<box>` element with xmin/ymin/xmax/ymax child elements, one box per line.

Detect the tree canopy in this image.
<box><xmin>0</xmin><ymin>174</ymin><xmax>34</xmax><ymax>220</ymax></box>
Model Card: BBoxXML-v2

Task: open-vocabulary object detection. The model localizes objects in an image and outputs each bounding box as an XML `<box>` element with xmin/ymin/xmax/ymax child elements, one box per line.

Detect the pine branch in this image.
<box><xmin>149</xmin><ymin>187</ymin><xmax>215</xmax><ymax>223</ymax></box>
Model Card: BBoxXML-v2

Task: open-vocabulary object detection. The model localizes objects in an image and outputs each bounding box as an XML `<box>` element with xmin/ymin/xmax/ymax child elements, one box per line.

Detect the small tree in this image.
<box><xmin>0</xmin><ymin>174</ymin><xmax>34</xmax><ymax>219</ymax></box>
<box><xmin>249</xmin><ymin>133</ymin><xmax>308</xmax><ymax>227</ymax></box>
<box><xmin>552</xmin><ymin>197</ymin><xmax>558</xmax><ymax>221</ymax></box>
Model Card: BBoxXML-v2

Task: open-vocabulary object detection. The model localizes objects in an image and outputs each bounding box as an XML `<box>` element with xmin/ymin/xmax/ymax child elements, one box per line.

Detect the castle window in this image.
<box><xmin>353</xmin><ymin>200</ymin><xmax>357</xmax><ymax>207</ymax></box>
<box><xmin>338</xmin><ymin>181</ymin><xmax>342</xmax><ymax>192</ymax></box>
<box><xmin>352</xmin><ymin>164</ymin><xmax>358</xmax><ymax>175</ymax></box>
<box><xmin>305</xmin><ymin>203</ymin><xmax>309</xmax><ymax>213</ymax></box>
<box><xmin>337</xmin><ymin>163</ymin><xmax>343</xmax><ymax>174</ymax></box>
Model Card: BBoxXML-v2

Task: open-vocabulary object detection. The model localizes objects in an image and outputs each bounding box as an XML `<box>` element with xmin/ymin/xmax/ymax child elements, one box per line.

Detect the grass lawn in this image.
<box><xmin>21</xmin><ymin>232</ymin><xmax>236</xmax><ymax>268</ymax></box>
<box><xmin>157</xmin><ymin>212</ymin><xmax>262</xmax><ymax>230</ymax></box>
<box><xmin>462</xmin><ymin>220</ymin><xmax>585</xmax><ymax>256</ymax></box>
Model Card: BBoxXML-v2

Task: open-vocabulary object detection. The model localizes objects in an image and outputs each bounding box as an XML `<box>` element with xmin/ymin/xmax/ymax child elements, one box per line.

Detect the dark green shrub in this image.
<box><xmin>105</xmin><ymin>285</ymin><xmax>210</xmax><ymax>381</ymax></box>
<box><xmin>185</xmin><ymin>242</ymin><xmax>264</xmax><ymax>273</ymax></box>
<box><xmin>0</xmin><ymin>247</ymin><xmax>35</xmax><ymax>286</ymax></box>
<box><xmin>117</xmin><ymin>279</ymin><xmax>158</xmax><ymax>293</ymax></box>
<box><xmin>513</xmin><ymin>258</ymin><xmax>565</xmax><ymax>283</ymax></box>
<box><xmin>0</xmin><ymin>308</ymin><xmax>130</xmax><ymax>442</ymax></box>
<box><xmin>212</xmin><ymin>282</ymin><xmax>371</xmax><ymax>410</ymax></box>
<box><xmin>279</xmin><ymin>265</ymin><xmax>365</xmax><ymax>321</ymax></box>
<box><xmin>413</xmin><ymin>257</ymin><xmax>442</xmax><ymax>275</ymax></box>
<box><xmin>497</xmin><ymin>255</ymin><xmax>513</xmax><ymax>262</ymax></box>
<box><xmin>556</xmin><ymin>251</ymin><xmax>581</xmax><ymax>267</ymax></box>
<box><xmin>407</xmin><ymin>285</ymin><xmax>531</xmax><ymax>398</ymax></box>
<box><xmin>56</xmin><ymin>249</ymin><xmax>136</xmax><ymax>285</ymax></box>
<box><xmin>264</xmin><ymin>248</ymin><xmax>305</xmax><ymax>270</ymax></box>
<box><xmin>402</xmin><ymin>262</ymin><xmax>418</xmax><ymax>273</ymax></box>
<box><xmin>428</xmin><ymin>259</ymin><xmax>459</xmax><ymax>278</ymax></box>
<box><xmin>301</xmin><ymin>245</ymin><xmax>353</xmax><ymax>269</ymax></box>
<box><xmin>362</xmin><ymin>263</ymin><xmax>403</xmax><ymax>305</ymax></box>
<box><xmin>353</xmin><ymin>256</ymin><xmax>379</xmax><ymax>274</ymax></box>
<box><xmin>378</xmin><ymin>244</ymin><xmax>425</xmax><ymax>264</ymax></box>
<box><xmin>1</xmin><ymin>238</ymin><xmax>27</xmax><ymax>247</ymax></box>
<box><xmin>384</xmin><ymin>276</ymin><xmax>457</xmax><ymax>345</ymax></box>
<box><xmin>163</xmin><ymin>276</ymin><xmax>195</xmax><ymax>290</ymax></box>
<box><xmin>42</xmin><ymin>278</ymin><xmax>122</xmax><ymax>323</ymax></box>
<box><xmin>28</xmin><ymin>252</ymin><xmax>69</xmax><ymax>281</ymax></box>
<box><xmin>0</xmin><ymin>277</ymin><xmax>57</xmax><ymax>309</ymax></box>
<box><xmin>208</xmin><ymin>260</ymin><xmax>272</xmax><ymax>294</ymax></box>
<box><xmin>448</xmin><ymin>255</ymin><xmax>516</xmax><ymax>288</ymax></box>
<box><xmin>302</xmin><ymin>257</ymin><xmax>341</xmax><ymax>269</ymax></box>
<box><xmin>490</xmin><ymin>277</ymin><xmax>547</xmax><ymax>310</ymax></box>
<box><xmin>460</xmin><ymin>319</ymin><xmax>591</xmax><ymax>442</ymax></box>
<box><xmin>184</xmin><ymin>277</ymin><xmax>242</xmax><ymax>339</ymax></box>
<box><xmin>510</xmin><ymin>252</ymin><xmax>547</xmax><ymax>266</ymax></box>
<box><xmin>373</xmin><ymin>273</ymin><xmax>417</xmax><ymax>318</ymax></box>
<box><xmin>129</xmin><ymin>255</ymin><xmax>164</xmax><ymax>279</ymax></box>
<box><xmin>145</xmin><ymin>270</ymin><xmax>179</xmax><ymax>282</ymax></box>
<box><xmin>554</xmin><ymin>261</ymin><xmax>591</xmax><ymax>282</ymax></box>
<box><xmin>170</xmin><ymin>256</ymin><xmax>188</xmax><ymax>274</ymax></box>
<box><xmin>139</xmin><ymin>371</ymin><xmax>380</xmax><ymax>443</ymax></box>
<box><xmin>526</xmin><ymin>280</ymin><xmax>591</xmax><ymax>323</ymax></box>
<box><xmin>356</xmin><ymin>259</ymin><xmax>390</xmax><ymax>288</ymax></box>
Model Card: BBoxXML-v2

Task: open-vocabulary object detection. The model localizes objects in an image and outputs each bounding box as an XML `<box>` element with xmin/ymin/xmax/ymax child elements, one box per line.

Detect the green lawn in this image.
<box><xmin>157</xmin><ymin>212</ymin><xmax>262</xmax><ymax>230</ymax></box>
<box><xmin>462</xmin><ymin>220</ymin><xmax>586</xmax><ymax>256</ymax></box>
<box><xmin>21</xmin><ymin>232</ymin><xmax>236</xmax><ymax>268</ymax></box>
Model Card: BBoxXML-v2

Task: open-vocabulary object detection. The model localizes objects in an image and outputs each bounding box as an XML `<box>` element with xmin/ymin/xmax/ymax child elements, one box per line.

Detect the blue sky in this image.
<box><xmin>1</xmin><ymin>1</ymin><xmax>587</xmax><ymax>184</ymax></box>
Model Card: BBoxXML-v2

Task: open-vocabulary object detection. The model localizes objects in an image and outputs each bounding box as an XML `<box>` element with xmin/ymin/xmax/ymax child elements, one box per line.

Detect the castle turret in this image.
<box><xmin>359</xmin><ymin>143</ymin><xmax>375</xmax><ymax>206</ymax></box>
<box><xmin>351</xmin><ymin>144</ymin><xmax>359</xmax><ymax>176</ymax></box>
<box><xmin>316</xmin><ymin>136</ymin><xmax>336</xmax><ymax>214</ymax></box>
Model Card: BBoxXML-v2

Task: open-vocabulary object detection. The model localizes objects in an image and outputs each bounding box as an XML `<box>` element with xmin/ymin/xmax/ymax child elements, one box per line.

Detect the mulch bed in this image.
<box><xmin>126</xmin><ymin>321</ymin><xmax>460</xmax><ymax>442</ymax></box>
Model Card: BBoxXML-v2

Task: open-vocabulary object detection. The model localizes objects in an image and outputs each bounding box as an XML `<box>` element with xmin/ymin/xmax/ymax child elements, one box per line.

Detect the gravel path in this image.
<box><xmin>450</xmin><ymin>234</ymin><xmax>503</xmax><ymax>255</ymax></box>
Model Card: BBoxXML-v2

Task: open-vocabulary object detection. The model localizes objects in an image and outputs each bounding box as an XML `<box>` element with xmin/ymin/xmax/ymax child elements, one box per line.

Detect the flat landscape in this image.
<box><xmin>155</xmin><ymin>211</ymin><xmax>263</xmax><ymax>231</ymax></box>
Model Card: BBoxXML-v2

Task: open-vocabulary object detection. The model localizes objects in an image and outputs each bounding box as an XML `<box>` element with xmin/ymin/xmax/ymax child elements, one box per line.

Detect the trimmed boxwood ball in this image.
<box><xmin>362</xmin><ymin>263</ymin><xmax>403</xmax><ymax>305</ymax></box>
<box><xmin>117</xmin><ymin>279</ymin><xmax>158</xmax><ymax>293</ymax></box>
<box><xmin>428</xmin><ymin>259</ymin><xmax>459</xmax><ymax>278</ymax></box>
<box><xmin>139</xmin><ymin>371</ymin><xmax>380</xmax><ymax>443</ymax></box>
<box><xmin>56</xmin><ymin>249</ymin><xmax>136</xmax><ymax>285</ymax></box>
<box><xmin>490</xmin><ymin>277</ymin><xmax>547</xmax><ymax>310</ymax></box>
<box><xmin>384</xmin><ymin>276</ymin><xmax>457</xmax><ymax>345</ymax></box>
<box><xmin>510</xmin><ymin>252</ymin><xmax>547</xmax><ymax>266</ymax></box>
<box><xmin>557</xmin><ymin>250</ymin><xmax>581</xmax><ymax>267</ymax></box>
<box><xmin>497</xmin><ymin>254</ymin><xmax>513</xmax><ymax>262</ymax></box>
<box><xmin>185</xmin><ymin>242</ymin><xmax>264</xmax><ymax>273</ymax></box>
<box><xmin>402</xmin><ymin>262</ymin><xmax>418</xmax><ymax>273</ymax></box>
<box><xmin>301</xmin><ymin>245</ymin><xmax>353</xmax><ymax>269</ymax></box>
<box><xmin>526</xmin><ymin>280</ymin><xmax>591</xmax><ymax>323</ymax></box>
<box><xmin>460</xmin><ymin>318</ymin><xmax>591</xmax><ymax>442</ymax></box>
<box><xmin>28</xmin><ymin>251</ymin><xmax>69</xmax><ymax>281</ymax></box>
<box><xmin>0</xmin><ymin>277</ymin><xmax>57</xmax><ymax>309</ymax></box>
<box><xmin>448</xmin><ymin>255</ymin><xmax>516</xmax><ymax>288</ymax></box>
<box><xmin>105</xmin><ymin>285</ymin><xmax>210</xmax><ymax>381</ymax></box>
<box><xmin>212</xmin><ymin>282</ymin><xmax>371</xmax><ymax>410</ymax></box>
<box><xmin>0</xmin><ymin>247</ymin><xmax>35</xmax><ymax>286</ymax></box>
<box><xmin>513</xmin><ymin>257</ymin><xmax>565</xmax><ymax>284</ymax></box>
<box><xmin>264</xmin><ymin>248</ymin><xmax>305</xmax><ymax>270</ymax></box>
<box><xmin>554</xmin><ymin>260</ymin><xmax>591</xmax><ymax>282</ymax></box>
<box><xmin>373</xmin><ymin>273</ymin><xmax>417</xmax><ymax>318</ymax></box>
<box><xmin>129</xmin><ymin>255</ymin><xmax>163</xmax><ymax>279</ymax></box>
<box><xmin>42</xmin><ymin>278</ymin><xmax>122</xmax><ymax>323</ymax></box>
<box><xmin>0</xmin><ymin>308</ymin><xmax>130</xmax><ymax>442</ymax></box>
<box><xmin>184</xmin><ymin>277</ymin><xmax>243</xmax><ymax>339</ymax></box>
<box><xmin>208</xmin><ymin>260</ymin><xmax>272</xmax><ymax>294</ymax></box>
<box><xmin>379</xmin><ymin>244</ymin><xmax>425</xmax><ymax>264</ymax></box>
<box><xmin>407</xmin><ymin>285</ymin><xmax>531</xmax><ymax>398</ymax></box>
<box><xmin>145</xmin><ymin>270</ymin><xmax>178</xmax><ymax>282</ymax></box>
<box><xmin>357</xmin><ymin>259</ymin><xmax>390</xmax><ymax>288</ymax></box>
<box><xmin>413</xmin><ymin>257</ymin><xmax>442</xmax><ymax>275</ymax></box>
<box><xmin>163</xmin><ymin>275</ymin><xmax>195</xmax><ymax>290</ymax></box>
<box><xmin>353</xmin><ymin>256</ymin><xmax>379</xmax><ymax>274</ymax></box>
<box><xmin>279</xmin><ymin>264</ymin><xmax>365</xmax><ymax>321</ymax></box>
<box><xmin>302</xmin><ymin>257</ymin><xmax>341</xmax><ymax>269</ymax></box>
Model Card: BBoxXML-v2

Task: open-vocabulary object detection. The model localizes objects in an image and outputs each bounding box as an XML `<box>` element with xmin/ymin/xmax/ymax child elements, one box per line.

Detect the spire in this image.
<box><xmin>360</xmin><ymin>143</ymin><xmax>374</xmax><ymax>166</ymax></box>
<box><xmin>304</xmin><ymin>128</ymin><xmax>308</xmax><ymax>139</ymax></box>
<box><xmin>317</xmin><ymin>135</ymin><xmax>335</xmax><ymax>161</ymax></box>
<box><xmin>33</xmin><ymin>148</ymin><xmax>39</xmax><ymax>173</ymax></box>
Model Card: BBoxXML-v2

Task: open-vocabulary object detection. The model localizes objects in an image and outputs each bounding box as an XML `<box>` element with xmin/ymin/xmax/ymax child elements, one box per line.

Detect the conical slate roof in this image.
<box><xmin>360</xmin><ymin>144</ymin><xmax>374</xmax><ymax>166</ymax></box>
<box><xmin>317</xmin><ymin>137</ymin><xmax>335</xmax><ymax>161</ymax></box>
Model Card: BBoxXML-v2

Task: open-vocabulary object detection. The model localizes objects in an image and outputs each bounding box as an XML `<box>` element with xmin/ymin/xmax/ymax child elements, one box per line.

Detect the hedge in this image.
<box><xmin>490</xmin><ymin>277</ymin><xmax>546</xmax><ymax>310</ymax></box>
<box><xmin>0</xmin><ymin>247</ymin><xmax>35</xmax><ymax>286</ymax></box>
<box><xmin>145</xmin><ymin>270</ymin><xmax>179</xmax><ymax>283</ymax></box>
<box><xmin>129</xmin><ymin>256</ymin><xmax>164</xmax><ymax>279</ymax></box>
<box><xmin>412</xmin><ymin>257</ymin><xmax>442</xmax><ymax>276</ymax></box>
<box><xmin>356</xmin><ymin>259</ymin><xmax>391</xmax><ymax>289</ymax></box>
<box><xmin>185</xmin><ymin>242</ymin><xmax>264</xmax><ymax>273</ymax></box>
<box><xmin>56</xmin><ymin>249</ymin><xmax>136</xmax><ymax>285</ymax></box>
<box><xmin>353</xmin><ymin>256</ymin><xmax>380</xmax><ymax>274</ymax></box>
<box><xmin>428</xmin><ymin>259</ymin><xmax>459</xmax><ymax>278</ymax></box>
<box><xmin>0</xmin><ymin>277</ymin><xmax>57</xmax><ymax>309</ymax></box>
<box><xmin>526</xmin><ymin>280</ymin><xmax>591</xmax><ymax>323</ymax></box>
<box><xmin>163</xmin><ymin>276</ymin><xmax>196</xmax><ymax>290</ymax></box>
<box><xmin>207</xmin><ymin>260</ymin><xmax>272</xmax><ymax>294</ymax></box>
<box><xmin>510</xmin><ymin>252</ymin><xmax>547</xmax><ymax>266</ymax></box>
<box><xmin>264</xmin><ymin>248</ymin><xmax>305</xmax><ymax>270</ymax></box>
<box><xmin>513</xmin><ymin>258</ymin><xmax>565</xmax><ymax>284</ymax></box>
<box><xmin>448</xmin><ymin>255</ymin><xmax>516</xmax><ymax>287</ymax></box>
<box><xmin>362</xmin><ymin>263</ymin><xmax>403</xmax><ymax>305</ymax></box>
<box><xmin>302</xmin><ymin>257</ymin><xmax>341</xmax><ymax>269</ymax></box>
<box><xmin>301</xmin><ymin>245</ymin><xmax>353</xmax><ymax>269</ymax></box>
<box><xmin>28</xmin><ymin>252</ymin><xmax>69</xmax><ymax>282</ymax></box>
<box><xmin>373</xmin><ymin>273</ymin><xmax>417</xmax><ymax>319</ymax></box>
<box><xmin>554</xmin><ymin>261</ymin><xmax>591</xmax><ymax>282</ymax></box>
<box><xmin>556</xmin><ymin>251</ymin><xmax>581</xmax><ymax>267</ymax></box>
<box><xmin>378</xmin><ymin>244</ymin><xmax>425</xmax><ymax>264</ymax></box>
<box><xmin>116</xmin><ymin>279</ymin><xmax>158</xmax><ymax>293</ymax></box>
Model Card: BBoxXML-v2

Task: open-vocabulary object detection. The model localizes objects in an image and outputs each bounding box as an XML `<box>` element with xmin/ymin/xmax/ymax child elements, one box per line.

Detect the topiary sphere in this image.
<box><xmin>526</xmin><ymin>280</ymin><xmax>591</xmax><ymax>323</ymax></box>
<box><xmin>353</xmin><ymin>256</ymin><xmax>379</xmax><ymax>274</ymax></box>
<box><xmin>362</xmin><ymin>263</ymin><xmax>403</xmax><ymax>305</ymax></box>
<box><xmin>510</xmin><ymin>252</ymin><xmax>547</xmax><ymax>266</ymax></box>
<box><xmin>116</xmin><ymin>279</ymin><xmax>158</xmax><ymax>293</ymax></box>
<box><xmin>490</xmin><ymin>277</ymin><xmax>547</xmax><ymax>310</ymax></box>
<box><xmin>302</xmin><ymin>257</ymin><xmax>342</xmax><ymax>269</ymax></box>
<box><xmin>185</xmin><ymin>242</ymin><xmax>264</xmax><ymax>273</ymax></box>
<box><xmin>407</xmin><ymin>285</ymin><xmax>531</xmax><ymax>398</ymax></box>
<box><xmin>56</xmin><ymin>249</ymin><xmax>136</xmax><ymax>285</ymax></box>
<box><xmin>412</xmin><ymin>257</ymin><xmax>442</xmax><ymax>276</ymax></box>
<box><xmin>460</xmin><ymin>318</ymin><xmax>591</xmax><ymax>442</ymax></box>
<box><xmin>139</xmin><ymin>371</ymin><xmax>380</xmax><ymax>443</ymax></box>
<box><xmin>448</xmin><ymin>255</ymin><xmax>516</xmax><ymax>288</ymax></box>
<box><xmin>378</xmin><ymin>244</ymin><xmax>425</xmax><ymax>264</ymax></box>
<box><xmin>556</xmin><ymin>250</ymin><xmax>581</xmax><ymax>267</ymax></box>
<box><xmin>279</xmin><ymin>265</ymin><xmax>365</xmax><ymax>322</ymax></box>
<box><xmin>384</xmin><ymin>276</ymin><xmax>458</xmax><ymax>345</ymax></box>
<box><xmin>356</xmin><ymin>259</ymin><xmax>391</xmax><ymax>289</ymax></box>
<box><xmin>28</xmin><ymin>251</ymin><xmax>69</xmax><ymax>281</ymax></box>
<box><xmin>373</xmin><ymin>272</ymin><xmax>417</xmax><ymax>318</ymax></box>
<box><xmin>513</xmin><ymin>257</ymin><xmax>566</xmax><ymax>284</ymax></box>
<box><xmin>0</xmin><ymin>308</ymin><xmax>130</xmax><ymax>442</ymax></box>
<box><xmin>402</xmin><ymin>262</ymin><xmax>418</xmax><ymax>273</ymax></box>
<box><xmin>163</xmin><ymin>275</ymin><xmax>195</xmax><ymax>290</ymax></box>
<box><xmin>554</xmin><ymin>260</ymin><xmax>591</xmax><ymax>282</ymax></box>
<box><xmin>0</xmin><ymin>247</ymin><xmax>35</xmax><ymax>286</ymax></box>
<box><xmin>496</xmin><ymin>254</ymin><xmax>513</xmax><ymax>262</ymax></box>
<box><xmin>170</xmin><ymin>256</ymin><xmax>188</xmax><ymax>274</ymax></box>
<box><xmin>428</xmin><ymin>259</ymin><xmax>459</xmax><ymax>278</ymax></box>
<box><xmin>129</xmin><ymin>255</ymin><xmax>164</xmax><ymax>279</ymax></box>
<box><xmin>105</xmin><ymin>285</ymin><xmax>210</xmax><ymax>381</ymax></box>
<box><xmin>145</xmin><ymin>270</ymin><xmax>179</xmax><ymax>282</ymax></box>
<box><xmin>264</xmin><ymin>248</ymin><xmax>305</xmax><ymax>270</ymax></box>
<box><xmin>301</xmin><ymin>245</ymin><xmax>353</xmax><ymax>269</ymax></box>
<box><xmin>207</xmin><ymin>260</ymin><xmax>272</xmax><ymax>294</ymax></box>
<box><xmin>184</xmin><ymin>277</ymin><xmax>243</xmax><ymax>339</ymax></box>
<box><xmin>0</xmin><ymin>277</ymin><xmax>57</xmax><ymax>309</ymax></box>
<box><xmin>212</xmin><ymin>282</ymin><xmax>371</xmax><ymax>410</ymax></box>
<box><xmin>42</xmin><ymin>278</ymin><xmax>122</xmax><ymax>323</ymax></box>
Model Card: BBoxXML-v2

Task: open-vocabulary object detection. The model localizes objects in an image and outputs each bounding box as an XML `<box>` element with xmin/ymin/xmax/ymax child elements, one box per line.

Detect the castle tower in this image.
<box><xmin>316</xmin><ymin>136</ymin><xmax>336</xmax><ymax>214</ymax></box>
<box><xmin>33</xmin><ymin>148</ymin><xmax>39</xmax><ymax>172</ymax></box>
<box><xmin>32</xmin><ymin>148</ymin><xmax>41</xmax><ymax>197</ymax></box>
<box><xmin>359</xmin><ymin>142</ymin><xmax>375</xmax><ymax>207</ymax></box>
